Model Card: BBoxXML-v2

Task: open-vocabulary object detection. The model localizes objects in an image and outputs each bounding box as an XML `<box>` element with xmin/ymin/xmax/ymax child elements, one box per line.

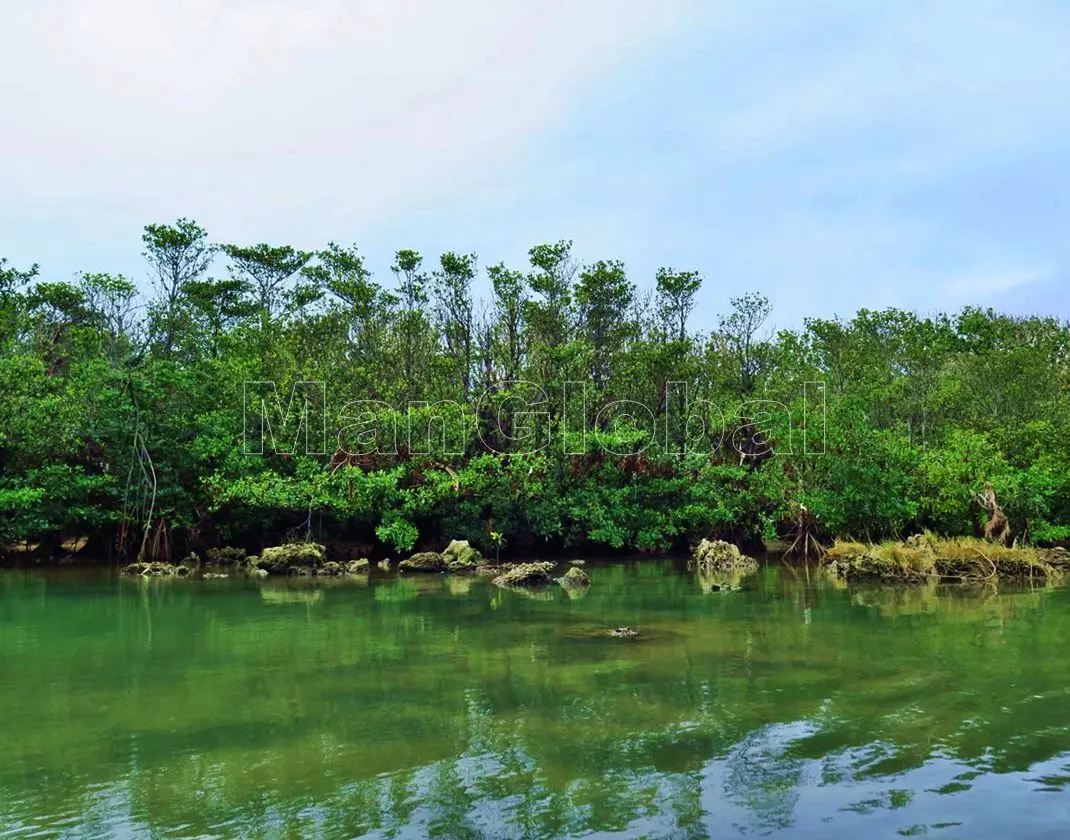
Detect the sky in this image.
<box><xmin>2</xmin><ymin>0</ymin><xmax>1070</xmax><ymax>330</ymax></box>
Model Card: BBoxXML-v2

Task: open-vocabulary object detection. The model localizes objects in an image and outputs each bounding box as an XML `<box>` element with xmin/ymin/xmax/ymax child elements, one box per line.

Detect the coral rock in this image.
<box><xmin>399</xmin><ymin>552</ymin><xmax>448</xmax><ymax>572</ymax></box>
<box><xmin>557</xmin><ymin>566</ymin><xmax>590</xmax><ymax>588</ymax></box>
<box><xmin>492</xmin><ymin>562</ymin><xmax>555</xmax><ymax>588</ymax></box>
<box><xmin>690</xmin><ymin>539</ymin><xmax>758</xmax><ymax>573</ymax></box>
<box><xmin>442</xmin><ymin>539</ymin><xmax>484</xmax><ymax>571</ymax></box>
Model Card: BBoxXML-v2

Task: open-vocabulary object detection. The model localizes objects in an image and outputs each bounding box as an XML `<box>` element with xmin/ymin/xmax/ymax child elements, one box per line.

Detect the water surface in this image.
<box><xmin>2</xmin><ymin>561</ymin><xmax>1069</xmax><ymax>838</ymax></box>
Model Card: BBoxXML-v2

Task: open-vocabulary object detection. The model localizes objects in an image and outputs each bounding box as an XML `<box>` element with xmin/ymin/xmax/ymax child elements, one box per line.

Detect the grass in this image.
<box><xmin>824</xmin><ymin>533</ymin><xmax>1059</xmax><ymax>584</ymax></box>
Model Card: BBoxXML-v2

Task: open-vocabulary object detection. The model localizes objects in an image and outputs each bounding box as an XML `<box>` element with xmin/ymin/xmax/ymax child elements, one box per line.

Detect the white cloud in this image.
<box><xmin>0</xmin><ymin>0</ymin><xmax>700</xmax><ymax>241</ymax></box>
<box><xmin>940</xmin><ymin>266</ymin><xmax>1050</xmax><ymax>301</ymax></box>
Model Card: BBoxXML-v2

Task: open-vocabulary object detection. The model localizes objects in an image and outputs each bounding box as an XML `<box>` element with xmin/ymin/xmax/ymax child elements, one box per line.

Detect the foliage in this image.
<box><xmin>2</xmin><ymin>222</ymin><xmax>1069</xmax><ymax>559</ymax></box>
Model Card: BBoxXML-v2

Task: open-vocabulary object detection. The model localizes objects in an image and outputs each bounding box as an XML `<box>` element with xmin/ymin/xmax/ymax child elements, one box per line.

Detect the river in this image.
<box><xmin>1</xmin><ymin>560</ymin><xmax>1068</xmax><ymax>838</ymax></box>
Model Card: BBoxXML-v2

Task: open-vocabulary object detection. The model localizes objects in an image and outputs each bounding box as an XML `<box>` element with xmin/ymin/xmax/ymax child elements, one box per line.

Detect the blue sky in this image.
<box><xmin>2</xmin><ymin>0</ymin><xmax>1069</xmax><ymax>330</ymax></box>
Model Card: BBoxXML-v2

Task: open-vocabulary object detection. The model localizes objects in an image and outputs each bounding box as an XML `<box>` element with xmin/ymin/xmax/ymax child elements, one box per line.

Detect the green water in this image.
<box><xmin>1</xmin><ymin>561</ymin><xmax>1069</xmax><ymax>839</ymax></box>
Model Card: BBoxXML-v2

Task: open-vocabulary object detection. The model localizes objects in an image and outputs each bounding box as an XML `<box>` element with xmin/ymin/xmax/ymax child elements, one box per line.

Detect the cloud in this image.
<box><xmin>940</xmin><ymin>267</ymin><xmax>1051</xmax><ymax>302</ymax></box>
<box><xmin>0</xmin><ymin>0</ymin><xmax>701</xmax><ymax>242</ymax></box>
<box><xmin>2</xmin><ymin>0</ymin><xmax>1069</xmax><ymax>326</ymax></box>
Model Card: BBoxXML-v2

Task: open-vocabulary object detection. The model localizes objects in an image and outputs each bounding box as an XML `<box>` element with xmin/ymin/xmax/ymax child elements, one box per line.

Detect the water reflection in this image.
<box><xmin>0</xmin><ymin>563</ymin><xmax>1068</xmax><ymax>837</ymax></box>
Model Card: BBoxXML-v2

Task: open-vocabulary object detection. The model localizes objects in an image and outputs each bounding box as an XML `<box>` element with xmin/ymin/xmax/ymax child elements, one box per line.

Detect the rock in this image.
<box><xmin>254</xmin><ymin>543</ymin><xmax>327</xmax><ymax>574</ymax></box>
<box><xmin>1041</xmin><ymin>547</ymin><xmax>1070</xmax><ymax>570</ymax></box>
<box><xmin>345</xmin><ymin>558</ymin><xmax>370</xmax><ymax>574</ymax></box>
<box><xmin>315</xmin><ymin>561</ymin><xmax>345</xmax><ymax>577</ymax></box>
<box><xmin>399</xmin><ymin>552</ymin><xmax>448</xmax><ymax>572</ymax></box>
<box><xmin>690</xmin><ymin>539</ymin><xmax>759</xmax><ymax>573</ymax></box>
<box><xmin>442</xmin><ymin>539</ymin><xmax>483</xmax><ymax>571</ymax></box>
<box><xmin>608</xmin><ymin>627</ymin><xmax>639</xmax><ymax>639</ymax></box>
<box><xmin>557</xmin><ymin>566</ymin><xmax>590</xmax><ymax>588</ymax></box>
<box><xmin>250</xmin><ymin>567</ymin><xmax>269</xmax><ymax>578</ymax></box>
<box><xmin>205</xmin><ymin>546</ymin><xmax>246</xmax><ymax>566</ymax></box>
<box><xmin>492</xmin><ymin>562</ymin><xmax>555</xmax><ymax>588</ymax></box>
<box><xmin>570</xmin><ymin>559</ymin><xmax>586</xmax><ymax>566</ymax></box>
<box><xmin>288</xmin><ymin>566</ymin><xmax>312</xmax><ymax>577</ymax></box>
<box><xmin>203</xmin><ymin>572</ymin><xmax>229</xmax><ymax>580</ymax></box>
<box><xmin>377</xmin><ymin>558</ymin><xmax>393</xmax><ymax>571</ymax></box>
<box><xmin>121</xmin><ymin>562</ymin><xmax>192</xmax><ymax>578</ymax></box>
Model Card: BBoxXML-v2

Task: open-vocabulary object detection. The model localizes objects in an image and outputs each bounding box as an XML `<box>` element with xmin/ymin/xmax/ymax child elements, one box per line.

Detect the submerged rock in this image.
<box><xmin>557</xmin><ymin>566</ymin><xmax>591</xmax><ymax>588</ymax></box>
<box><xmin>690</xmin><ymin>539</ymin><xmax>759</xmax><ymax>573</ymax></box>
<box><xmin>254</xmin><ymin>543</ymin><xmax>327</xmax><ymax>574</ymax></box>
<box><xmin>492</xmin><ymin>562</ymin><xmax>555</xmax><ymax>588</ymax></box>
<box><xmin>399</xmin><ymin>551</ymin><xmax>447</xmax><ymax>572</ymax></box>
<box><xmin>442</xmin><ymin>539</ymin><xmax>484</xmax><ymax>571</ymax></box>
<box><xmin>696</xmin><ymin>569</ymin><xmax>745</xmax><ymax>594</ymax></box>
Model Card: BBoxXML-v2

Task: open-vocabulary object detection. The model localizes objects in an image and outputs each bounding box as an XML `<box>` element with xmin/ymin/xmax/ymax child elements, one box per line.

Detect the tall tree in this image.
<box><xmin>431</xmin><ymin>251</ymin><xmax>477</xmax><ymax>396</ymax></box>
<box><xmin>486</xmin><ymin>262</ymin><xmax>527</xmax><ymax>383</ymax></box>
<box><xmin>574</xmin><ymin>259</ymin><xmax>634</xmax><ymax>391</ymax></box>
<box><xmin>142</xmin><ymin>219</ymin><xmax>214</xmax><ymax>354</ymax></box>
<box><xmin>655</xmin><ymin>267</ymin><xmax>702</xmax><ymax>342</ymax></box>
<box><xmin>719</xmin><ymin>292</ymin><xmax>772</xmax><ymax>395</ymax></box>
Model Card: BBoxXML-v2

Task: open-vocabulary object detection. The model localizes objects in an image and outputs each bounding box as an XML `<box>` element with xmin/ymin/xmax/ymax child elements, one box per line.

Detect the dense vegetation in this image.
<box><xmin>2</xmin><ymin>219</ymin><xmax>1069</xmax><ymax>561</ymax></box>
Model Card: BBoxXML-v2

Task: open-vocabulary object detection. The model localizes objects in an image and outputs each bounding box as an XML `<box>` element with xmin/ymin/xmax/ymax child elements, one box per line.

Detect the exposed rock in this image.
<box><xmin>608</xmin><ymin>627</ymin><xmax>639</xmax><ymax>639</ymax></box>
<box><xmin>205</xmin><ymin>546</ymin><xmax>246</xmax><ymax>566</ymax></box>
<box><xmin>203</xmin><ymin>572</ymin><xmax>229</xmax><ymax>580</ymax></box>
<box><xmin>377</xmin><ymin>558</ymin><xmax>393</xmax><ymax>571</ymax></box>
<box><xmin>442</xmin><ymin>539</ymin><xmax>484</xmax><ymax>571</ymax></box>
<box><xmin>250</xmin><ymin>567</ymin><xmax>269</xmax><ymax>578</ymax></box>
<box><xmin>288</xmin><ymin>566</ymin><xmax>312</xmax><ymax>577</ymax></box>
<box><xmin>254</xmin><ymin>543</ymin><xmax>327</xmax><ymax>574</ymax></box>
<box><xmin>308</xmin><ymin>558</ymin><xmax>370</xmax><ymax>577</ymax></box>
<box><xmin>121</xmin><ymin>562</ymin><xmax>192</xmax><ymax>578</ymax></box>
<box><xmin>1041</xmin><ymin>547</ymin><xmax>1070</xmax><ymax>570</ymax></box>
<box><xmin>557</xmin><ymin>566</ymin><xmax>590</xmax><ymax>588</ymax></box>
<box><xmin>570</xmin><ymin>559</ymin><xmax>586</xmax><ymax>566</ymax></box>
<box><xmin>399</xmin><ymin>551</ymin><xmax>448</xmax><ymax>572</ymax></box>
<box><xmin>690</xmin><ymin>539</ymin><xmax>759</xmax><ymax>573</ymax></box>
<box><xmin>492</xmin><ymin>562</ymin><xmax>555</xmax><ymax>588</ymax></box>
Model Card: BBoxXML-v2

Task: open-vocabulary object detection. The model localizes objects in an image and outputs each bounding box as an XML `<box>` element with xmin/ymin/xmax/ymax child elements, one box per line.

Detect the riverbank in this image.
<box><xmin>48</xmin><ymin>533</ymin><xmax>1066</xmax><ymax>592</ymax></box>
